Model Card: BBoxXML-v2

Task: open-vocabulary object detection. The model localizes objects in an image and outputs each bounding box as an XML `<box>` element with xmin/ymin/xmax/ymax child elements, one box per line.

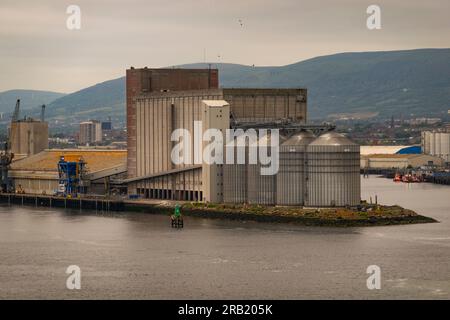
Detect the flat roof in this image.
<box><xmin>11</xmin><ymin>149</ymin><xmax>127</xmax><ymax>172</ymax></box>
<box><xmin>360</xmin><ymin>145</ymin><xmax>409</xmax><ymax>155</ymax></box>
<box><xmin>135</xmin><ymin>88</ymin><xmax>307</xmax><ymax>100</ymax></box>
<box><xmin>363</xmin><ymin>154</ymin><xmax>419</xmax><ymax>159</ymax></box>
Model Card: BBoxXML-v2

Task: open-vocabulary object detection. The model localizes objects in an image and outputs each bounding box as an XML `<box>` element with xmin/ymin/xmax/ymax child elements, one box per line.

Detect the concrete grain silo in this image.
<box><xmin>276</xmin><ymin>131</ymin><xmax>316</xmax><ymax>206</ymax></box>
<box><xmin>306</xmin><ymin>132</ymin><xmax>360</xmax><ymax>207</ymax></box>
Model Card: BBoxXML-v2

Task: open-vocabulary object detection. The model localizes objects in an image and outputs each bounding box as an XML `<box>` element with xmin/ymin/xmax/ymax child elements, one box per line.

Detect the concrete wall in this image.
<box><xmin>223</xmin><ymin>88</ymin><xmax>307</xmax><ymax>124</ymax></box>
<box><xmin>131</xmin><ymin>90</ymin><xmax>222</xmax><ymax>198</ymax></box>
<box><xmin>201</xmin><ymin>100</ymin><xmax>229</xmax><ymax>203</ymax></box>
<box><xmin>126</xmin><ymin>68</ymin><xmax>219</xmax><ymax>178</ymax></box>
<box><xmin>14</xmin><ymin>178</ymin><xmax>58</xmax><ymax>195</ymax></box>
<box><xmin>10</xmin><ymin>121</ymin><xmax>49</xmax><ymax>156</ymax></box>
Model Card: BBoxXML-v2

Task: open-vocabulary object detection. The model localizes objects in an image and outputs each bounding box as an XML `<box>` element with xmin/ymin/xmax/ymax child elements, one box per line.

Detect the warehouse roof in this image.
<box><xmin>362</xmin><ymin>154</ymin><xmax>419</xmax><ymax>159</ymax></box>
<box><xmin>360</xmin><ymin>146</ymin><xmax>408</xmax><ymax>155</ymax></box>
<box><xmin>11</xmin><ymin>149</ymin><xmax>127</xmax><ymax>173</ymax></box>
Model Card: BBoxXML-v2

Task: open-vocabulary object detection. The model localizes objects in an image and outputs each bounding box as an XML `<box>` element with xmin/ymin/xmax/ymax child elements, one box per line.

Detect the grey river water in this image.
<box><xmin>1</xmin><ymin>176</ymin><xmax>449</xmax><ymax>299</ymax></box>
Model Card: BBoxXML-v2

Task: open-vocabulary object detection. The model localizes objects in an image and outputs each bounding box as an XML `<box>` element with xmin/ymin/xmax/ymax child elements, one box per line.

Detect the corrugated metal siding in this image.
<box><xmin>306</xmin><ymin>144</ymin><xmax>360</xmax><ymax>207</ymax></box>
<box><xmin>247</xmin><ymin>164</ymin><xmax>276</xmax><ymax>205</ymax></box>
<box><xmin>276</xmin><ymin>144</ymin><xmax>307</xmax><ymax>205</ymax></box>
<box><xmin>223</xmin><ymin>144</ymin><xmax>247</xmax><ymax>203</ymax></box>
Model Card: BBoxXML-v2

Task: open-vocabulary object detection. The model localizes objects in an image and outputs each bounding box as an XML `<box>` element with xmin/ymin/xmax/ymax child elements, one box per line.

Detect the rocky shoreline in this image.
<box><xmin>124</xmin><ymin>202</ymin><xmax>437</xmax><ymax>227</ymax></box>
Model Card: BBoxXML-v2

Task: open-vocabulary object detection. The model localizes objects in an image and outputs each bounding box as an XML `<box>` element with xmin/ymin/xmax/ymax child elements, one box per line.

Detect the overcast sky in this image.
<box><xmin>0</xmin><ymin>0</ymin><xmax>449</xmax><ymax>93</ymax></box>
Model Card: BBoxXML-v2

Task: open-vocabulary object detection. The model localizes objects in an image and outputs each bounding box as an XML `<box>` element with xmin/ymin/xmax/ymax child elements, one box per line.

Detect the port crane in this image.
<box><xmin>0</xmin><ymin>99</ymin><xmax>20</xmax><ymax>192</ymax></box>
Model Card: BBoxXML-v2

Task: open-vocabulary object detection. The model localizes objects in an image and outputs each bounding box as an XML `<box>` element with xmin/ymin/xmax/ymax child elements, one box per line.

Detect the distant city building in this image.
<box><xmin>49</xmin><ymin>137</ymin><xmax>70</xmax><ymax>144</ymax></box>
<box><xmin>406</xmin><ymin>117</ymin><xmax>441</xmax><ymax>125</ymax></box>
<box><xmin>79</xmin><ymin>120</ymin><xmax>102</xmax><ymax>145</ymax></box>
<box><xmin>101</xmin><ymin>121</ymin><xmax>112</xmax><ymax>131</ymax></box>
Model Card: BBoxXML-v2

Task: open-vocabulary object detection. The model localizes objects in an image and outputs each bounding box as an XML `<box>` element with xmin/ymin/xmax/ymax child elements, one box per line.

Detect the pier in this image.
<box><xmin>0</xmin><ymin>193</ymin><xmax>124</xmax><ymax>211</ymax></box>
<box><xmin>430</xmin><ymin>172</ymin><xmax>450</xmax><ymax>185</ymax></box>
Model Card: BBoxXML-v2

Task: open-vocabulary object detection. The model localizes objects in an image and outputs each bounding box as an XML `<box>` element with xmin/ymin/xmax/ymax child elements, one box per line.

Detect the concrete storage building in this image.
<box><xmin>10</xmin><ymin>119</ymin><xmax>48</xmax><ymax>157</ymax></box>
<box><xmin>126</xmin><ymin>87</ymin><xmax>308</xmax><ymax>202</ymax></box>
<box><xmin>125</xmin><ymin>67</ymin><xmax>360</xmax><ymax>207</ymax></box>
<box><xmin>306</xmin><ymin>132</ymin><xmax>360</xmax><ymax>207</ymax></box>
<box><xmin>422</xmin><ymin>130</ymin><xmax>450</xmax><ymax>162</ymax></box>
<box><xmin>126</xmin><ymin>67</ymin><xmax>220</xmax><ymax>179</ymax></box>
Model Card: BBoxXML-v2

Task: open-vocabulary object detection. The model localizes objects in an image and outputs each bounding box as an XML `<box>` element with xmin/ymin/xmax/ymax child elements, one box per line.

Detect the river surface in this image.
<box><xmin>0</xmin><ymin>176</ymin><xmax>449</xmax><ymax>299</ymax></box>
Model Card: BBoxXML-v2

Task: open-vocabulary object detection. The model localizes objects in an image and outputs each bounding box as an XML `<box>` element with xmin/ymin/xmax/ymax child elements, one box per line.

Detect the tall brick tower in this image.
<box><xmin>126</xmin><ymin>67</ymin><xmax>219</xmax><ymax>178</ymax></box>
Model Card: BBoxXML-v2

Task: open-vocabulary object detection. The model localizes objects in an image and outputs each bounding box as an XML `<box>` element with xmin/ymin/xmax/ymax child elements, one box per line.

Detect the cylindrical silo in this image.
<box><xmin>430</xmin><ymin>132</ymin><xmax>436</xmax><ymax>155</ymax></box>
<box><xmin>422</xmin><ymin>131</ymin><xmax>431</xmax><ymax>154</ymax></box>
<box><xmin>442</xmin><ymin>132</ymin><xmax>450</xmax><ymax>162</ymax></box>
<box><xmin>247</xmin><ymin>133</ymin><xmax>285</xmax><ymax>205</ymax></box>
<box><xmin>435</xmin><ymin>132</ymin><xmax>442</xmax><ymax>156</ymax></box>
<box><xmin>306</xmin><ymin>132</ymin><xmax>360</xmax><ymax>207</ymax></box>
<box><xmin>223</xmin><ymin>140</ymin><xmax>248</xmax><ymax>204</ymax></box>
<box><xmin>276</xmin><ymin>131</ymin><xmax>316</xmax><ymax>206</ymax></box>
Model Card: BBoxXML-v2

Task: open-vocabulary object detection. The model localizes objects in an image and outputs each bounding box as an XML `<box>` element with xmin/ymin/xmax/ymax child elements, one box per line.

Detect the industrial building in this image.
<box><xmin>421</xmin><ymin>130</ymin><xmax>450</xmax><ymax>162</ymax></box>
<box><xmin>79</xmin><ymin>120</ymin><xmax>102</xmax><ymax>145</ymax></box>
<box><xmin>223</xmin><ymin>131</ymin><xmax>360</xmax><ymax>207</ymax></box>
<box><xmin>9</xmin><ymin>101</ymin><xmax>48</xmax><ymax>157</ymax></box>
<box><xmin>360</xmin><ymin>145</ymin><xmax>421</xmax><ymax>156</ymax></box>
<box><xmin>9</xmin><ymin>150</ymin><xmax>127</xmax><ymax>195</ymax></box>
<box><xmin>126</xmin><ymin>67</ymin><xmax>219</xmax><ymax>179</ymax></box>
<box><xmin>126</xmin><ymin>87</ymin><xmax>309</xmax><ymax>202</ymax></box>
<box><xmin>125</xmin><ymin>67</ymin><xmax>360</xmax><ymax>207</ymax></box>
<box><xmin>3</xmin><ymin>67</ymin><xmax>361</xmax><ymax>208</ymax></box>
<box><xmin>360</xmin><ymin>153</ymin><xmax>444</xmax><ymax>170</ymax></box>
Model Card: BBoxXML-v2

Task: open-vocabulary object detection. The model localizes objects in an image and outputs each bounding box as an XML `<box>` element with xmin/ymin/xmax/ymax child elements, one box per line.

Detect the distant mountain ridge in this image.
<box><xmin>0</xmin><ymin>89</ymin><xmax>65</xmax><ymax>116</ymax></box>
<box><xmin>20</xmin><ymin>49</ymin><xmax>450</xmax><ymax>127</ymax></box>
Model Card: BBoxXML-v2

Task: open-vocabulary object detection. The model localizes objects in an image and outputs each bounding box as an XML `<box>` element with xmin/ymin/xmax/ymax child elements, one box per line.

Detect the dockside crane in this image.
<box><xmin>0</xmin><ymin>100</ymin><xmax>19</xmax><ymax>192</ymax></box>
<box><xmin>12</xmin><ymin>99</ymin><xmax>20</xmax><ymax>122</ymax></box>
<box><xmin>41</xmin><ymin>104</ymin><xmax>45</xmax><ymax>122</ymax></box>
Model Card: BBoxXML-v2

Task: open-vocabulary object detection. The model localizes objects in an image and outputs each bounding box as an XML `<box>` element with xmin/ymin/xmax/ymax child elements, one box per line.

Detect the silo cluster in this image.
<box><xmin>223</xmin><ymin>131</ymin><xmax>361</xmax><ymax>207</ymax></box>
<box><xmin>422</xmin><ymin>131</ymin><xmax>450</xmax><ymax>162</ymax></box>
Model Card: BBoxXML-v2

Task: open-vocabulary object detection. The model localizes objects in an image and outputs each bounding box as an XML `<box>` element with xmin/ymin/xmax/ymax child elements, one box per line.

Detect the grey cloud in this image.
<box><xmin>0</xmin><ymin>0</ymin><xmax>449</xmax><ymax>92</ymax></box>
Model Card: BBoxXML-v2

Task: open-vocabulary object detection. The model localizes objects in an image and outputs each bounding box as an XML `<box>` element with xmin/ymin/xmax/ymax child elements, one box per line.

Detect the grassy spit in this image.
<box><xmin>125</xmin><ymin>201</ymin><xmax>437</xmax><ymax>227</ymax></box>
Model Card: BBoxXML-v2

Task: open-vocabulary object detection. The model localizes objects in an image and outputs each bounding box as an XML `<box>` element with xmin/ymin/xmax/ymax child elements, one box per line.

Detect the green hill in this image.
<box><xmin>40</xmin><ymin>48</ymin><xmax>450</xmax><ymax>125</ymax></box>
<box><xmin>0</xmin><ymin>89</ymin><xmax>65</xmax><ymax>116</ymax></box>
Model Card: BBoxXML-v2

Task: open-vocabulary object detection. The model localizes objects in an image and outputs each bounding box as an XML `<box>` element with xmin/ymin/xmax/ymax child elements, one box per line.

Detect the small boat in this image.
<box><xmin>402</xmin><ymin>174</ymin><xmax>412</xmax><ymax>183</ymax></box>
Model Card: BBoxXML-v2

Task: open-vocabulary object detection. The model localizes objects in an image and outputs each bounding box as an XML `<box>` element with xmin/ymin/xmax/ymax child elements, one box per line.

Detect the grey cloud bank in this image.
<box><xmin>0</xmin><ymin>0</ymin><xmax>449</xmax><ymax>93</ymax></box>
